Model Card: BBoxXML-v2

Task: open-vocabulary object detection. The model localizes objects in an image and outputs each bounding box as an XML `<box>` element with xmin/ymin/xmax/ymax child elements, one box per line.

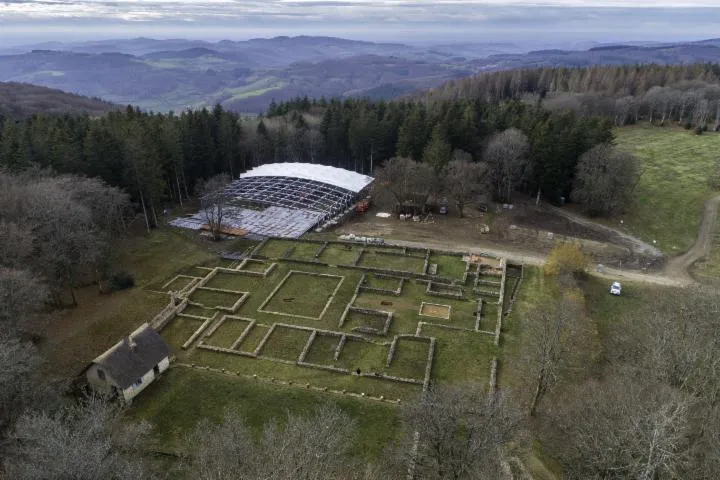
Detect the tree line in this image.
<box><xmin>264</xmin><ymin>98</ymin><xmax>614</xmax><ymax>205</ymax></box>
<box><xmin>1</xmin><ymin>98</ymin><xmax>613</xmax><ymax>219</ymax></box>
<box><xmin>415</xmin><ymin>63</ymin><xmax>720</xmax><ymax>131</ymax></box>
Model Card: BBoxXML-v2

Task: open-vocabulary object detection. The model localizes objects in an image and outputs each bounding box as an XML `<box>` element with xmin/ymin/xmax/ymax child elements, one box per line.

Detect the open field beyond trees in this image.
<box><xmin>614</xmin><ymin>125</ymin><xmax>720</xmax><ymax>255</ymax></box>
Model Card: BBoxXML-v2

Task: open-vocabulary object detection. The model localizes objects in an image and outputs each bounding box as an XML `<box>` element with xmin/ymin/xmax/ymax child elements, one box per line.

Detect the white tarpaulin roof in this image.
<box><xmin>239</xmin><ymin>163</ymin><xmax>373</xmax><ymax>193</ymax></box>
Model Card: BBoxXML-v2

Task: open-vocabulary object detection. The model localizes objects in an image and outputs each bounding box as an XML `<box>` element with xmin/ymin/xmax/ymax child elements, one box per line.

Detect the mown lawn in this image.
<box><xmin>127</xmin><ymin>368</ymin><xmax>403</xmax><ymax>459</ymax></box>
<box><xmin>614</xmin><ymin>125</ymin><xmax>720</xmax><ymax>254</ymax></box>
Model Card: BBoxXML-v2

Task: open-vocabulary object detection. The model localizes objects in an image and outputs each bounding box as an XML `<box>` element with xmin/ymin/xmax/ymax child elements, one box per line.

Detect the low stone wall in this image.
<box><xmin>314</xmin><ymin>241</ymin><xmax>329</xmax><ymax>259</ymax></box>
<box><xmin>334</xmin><ymin>334</ymin><xmax>347</xmax><ymax>361</ymax></box>
<box><xmin>353</xmin><ymin>248</ymin><xmax>366</xmax><ymax>266</ymax></box>
<box><xmin>345</xmin><ymin>307</ymin><xmax>393</xmax><ymax>336</ymax></box>
<box><xmin>182</xmin><ymin>316</ymin><xmax>216</xmax><ymax>350</ymax></box>
<box><xmin>474</xmin><ymin>299</ymin><xmax>484</xmax><ymax>331</ymax></box>
<box><xmin>488</xmin><ymin>357</ymin><xmax>498</xmax><ymax>396</ymax></box>
<box><xmin>151</xmin><ymin>298</ymin><xmax>189</xmax><ymax>331</ymax></box>
<box><xmin>423</xmin><ymin>338</ymin><xmax>436</xmax><ymax>391</ymax></box>
<box><xmin>253</xmin><ymin>323</ymin><xmax>276</xmax><ymax>356</ymax></box>
<box><xmin>338</xmin><ymin>263</ymin><xmax>454</xmax><ymax>283</ymax></box>
<box><xmin>338</xmin><ymin>274</ymin><xmax>365</xmax><ymax>328</ymax></box>
<box><xmin>298</xmin><ymin>330</ymin><xmax>317</xmax><ymax>363</ymax></box>
<box><xmin>196</xmin><ymin>343</ymin><xmax>257</xmax><ymax>358</ymax></box>
<box><xmin>426</xmin><ymin>281</ymin><xmax>464</xmax><ymax>299</ymax></box>
<box><xmin>494</xmin><ymin>259</ymin><xmax>507</xmax><ymax>347</ymax></box>
<box><xmin>503</xmin><ymin>263</ymin><xmax>525</xmax><ymax>317</ymax></box>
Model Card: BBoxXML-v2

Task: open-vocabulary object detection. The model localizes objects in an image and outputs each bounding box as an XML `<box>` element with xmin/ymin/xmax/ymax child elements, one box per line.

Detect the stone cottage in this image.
<box><xmin>85</xmin><ymin>323</ymin><xmax>171</xmax><ymax>403</ymax></box>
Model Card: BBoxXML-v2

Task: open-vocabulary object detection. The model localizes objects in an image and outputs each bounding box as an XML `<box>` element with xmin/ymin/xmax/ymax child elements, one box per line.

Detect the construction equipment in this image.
<box><xmin>356</xmin><ymin>199</ymin><xmax>371</xmax><ymax>214</ymax></box>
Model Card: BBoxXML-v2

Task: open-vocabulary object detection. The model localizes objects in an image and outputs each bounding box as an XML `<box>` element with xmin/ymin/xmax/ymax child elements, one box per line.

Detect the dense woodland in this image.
<box><xmin>416</xmin><ymin>63</ymin><xmax>720</xmax><ymax>130</ymax></box>
<box><xmin>0</xmin><ymin>98</ymin><xmax>613</xmax><ymax>230</ymax></box>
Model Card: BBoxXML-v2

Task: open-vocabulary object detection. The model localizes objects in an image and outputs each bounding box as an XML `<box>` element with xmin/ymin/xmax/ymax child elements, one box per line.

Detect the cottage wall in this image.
<box><xmin>121</xmin><ymin>356</ymin><xmax>170</xmax><ymax>403</ymax></box>
<box><xmin>86</xmin><ymin>364</ymin><xmax>118</xmax><ymax>395</ymax></box>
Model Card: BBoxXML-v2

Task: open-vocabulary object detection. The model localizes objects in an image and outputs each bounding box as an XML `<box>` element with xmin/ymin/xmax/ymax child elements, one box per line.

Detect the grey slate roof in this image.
<box><xmin>93</xmin><ymin>323</ymin><xmax>170</xmax><ymax>389</ymax></box>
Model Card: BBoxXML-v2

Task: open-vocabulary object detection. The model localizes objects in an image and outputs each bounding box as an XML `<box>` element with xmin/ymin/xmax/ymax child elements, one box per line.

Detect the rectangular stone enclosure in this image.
<box><xmin>258</xmin><ymin>271</ymin><xmax>345</xmax><ymax>320</ymax></box>
<box><xmin>419</xmin><ymin>302</ymin><xmax>452</xmax><ymax>320</ymax></box>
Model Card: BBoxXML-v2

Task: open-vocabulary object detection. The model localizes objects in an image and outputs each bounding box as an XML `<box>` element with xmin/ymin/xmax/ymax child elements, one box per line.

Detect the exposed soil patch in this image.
<box><xmin>512</xmin><ymin>209</ymin><xmax>614</xmax><ymax>243</ymax></box>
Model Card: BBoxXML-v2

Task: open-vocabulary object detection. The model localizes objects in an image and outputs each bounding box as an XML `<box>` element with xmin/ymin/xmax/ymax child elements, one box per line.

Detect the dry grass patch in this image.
<box><xmin>419</xmin><ymin>302</ymin><xmax>451</xmax><ymax>320</ymax></box>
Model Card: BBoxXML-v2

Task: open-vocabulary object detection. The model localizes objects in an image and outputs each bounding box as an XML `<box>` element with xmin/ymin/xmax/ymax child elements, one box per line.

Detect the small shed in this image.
<box><xmin>85</xmin><ymin>323</ymin><xmax>171</xmax><ymax>404</ymax></box>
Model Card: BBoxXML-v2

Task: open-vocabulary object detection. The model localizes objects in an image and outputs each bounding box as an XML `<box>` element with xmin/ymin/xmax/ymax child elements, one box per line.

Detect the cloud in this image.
<box><xmin>0</xmin><ymin>0</ymin><xmax>719</xmax><ymax>43</ymax></box>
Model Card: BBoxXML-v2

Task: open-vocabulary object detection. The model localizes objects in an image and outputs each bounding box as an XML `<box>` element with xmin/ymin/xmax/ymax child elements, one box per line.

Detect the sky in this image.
<box><xmin>1</xmin><ymin>0</ymin><xmax>719</xmax><ymax>46</ymax></box>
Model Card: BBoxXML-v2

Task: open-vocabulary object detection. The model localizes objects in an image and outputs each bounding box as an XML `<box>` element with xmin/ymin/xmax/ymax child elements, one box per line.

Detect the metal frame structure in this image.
<box><xmin>224</xmin><ymin>176</ymin><xmax>356</xmax><ymax>221</ymax></box>
<box><xmin>172</xmin><ymin>163</ymin><xmax>374</xmax><ymax>238</ymax></box>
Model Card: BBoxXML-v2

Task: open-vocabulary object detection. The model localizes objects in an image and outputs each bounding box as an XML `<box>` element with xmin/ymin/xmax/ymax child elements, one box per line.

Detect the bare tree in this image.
<box><xmin>520</xmin><ymin>295</ymin><xmax>587</xmax><ymax>417</ymax></box>
<box><xmin>483</xmin><ymin>128</ymin><xmax>530</xmax><ymax>204</ymax></box>
<box><xmin>185</xmin><ymin>405</ymin><xmax>359</xmax><ymax>480</ymax></box>
<box><xmin>0</xmin><ymin>173</ymin><xmax>122</xmax><ymax>307</ymax></box>
<box><xmin>443</xmin><ymin>150</ymin><xmax>488</xmax><ymax>218</ymax></box>
<box><xmin>54</xmin><ymin>175</ymin><xmax>132</xmax><ymax>235</ymax></box>
<box><xmin>302</xmin><ymin>128</ymin><xmax>324</xmax><ymax>164</ymax></box>
<box><xmin>404</xmin><ymin>384</ymin><xmax>523</xmax><ymax>479</ymax></box>
<box><xmin>3</xmin><ymin>395</ymin><xmax>153</xmax><ymax>479</ymax></box>
<box><xmin>0</xmin><ymin>220</ymin><xmax>34</xmax><ymax>267</ymax></box>
<box><xmin>542</xmin><ymin>373</ymin><xmax>692</xmax><ymax>480</ymax></box>
<box><xmin>606</xmin><ymin>287</ymin><xmax>720</xmax><ymax>478</ymax></box>
<box><xmin>0</xmin><ymin>267</ymin><xmax>48</xmax><ymax>333</ymax></box>
<box><xmin>196</xmin><ymin>173</ymin><xmax>232</xmax><ymax>240</ymax></box>
<box><xmin>0</xmin><ymin>337</ymin><xmax>42</xmax><ymax>434</ymax></box>
<box><xmin>571</xmin><ymin>143</ymin><xmax>641</xmax><ymax>217</ymax></box>
<box><xmin>374</xmin><ymin>157</ymin><xmax>436</xmax><ymax>213</ymax></box>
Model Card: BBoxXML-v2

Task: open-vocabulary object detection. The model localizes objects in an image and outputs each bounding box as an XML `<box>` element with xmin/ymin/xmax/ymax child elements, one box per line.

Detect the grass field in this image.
<box><xmin>127</xmin><ymin>368</ymin><xmax>402</xmax><ymax>458</ymax></box>
<box><xmin>614</xmin><ymin>125</ymin><xmax>720</xmax><ymax>254</ymax></box>
<box><xmin>43</xmin><ymin>229</ymin><xmax>515</xmax><ymax>464</ymax></box>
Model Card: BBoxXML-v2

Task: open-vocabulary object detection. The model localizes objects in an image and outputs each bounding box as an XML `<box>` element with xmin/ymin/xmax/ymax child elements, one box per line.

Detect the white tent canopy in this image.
<box><xmin>239</xmin><ymin>163</ymin><xmax>373</xmax><ymax>193</ymax></box>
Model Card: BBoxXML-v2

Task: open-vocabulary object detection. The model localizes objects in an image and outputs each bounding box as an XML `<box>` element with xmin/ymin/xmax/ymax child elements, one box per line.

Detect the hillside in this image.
<box><xmin>3</xmin><ymin>36</ymin><xmax>720</xmax><ymax>113</ymax></box>
<box><xmin>0</xmin><ymin>82</ymin><xmax>117</xmax><ymax>117</ymax></box>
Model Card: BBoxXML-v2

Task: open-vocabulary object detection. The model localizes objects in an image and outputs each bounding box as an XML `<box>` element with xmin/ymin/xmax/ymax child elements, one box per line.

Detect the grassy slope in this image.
<box><xmin>614</xmin><ymin>125</ymin><xmax>720</xmax><ymax>254</ymax></box>
<box><xmin>0</xmin><ymin>81</ymin><xmax>117</xmax><ymax>117</ymax></box>
<box><xmin>692</xmin><ymin>214</ymin><xmax>720</xmax><ymax>281</ymax></box>
<box><xmin>127</xmin><ymin>368</ymin><xmax>401</xmax><ymax>458</ymax></box>
<box><xmin>41</xmin><ymin>229</ymin><xmax>215</xmax><ymax>377</ymax></box>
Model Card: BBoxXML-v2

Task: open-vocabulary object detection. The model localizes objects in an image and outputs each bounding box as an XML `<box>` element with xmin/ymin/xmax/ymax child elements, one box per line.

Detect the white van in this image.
<box><xmin>610</xmin><ymin>282</ymin><xmax>622</xmax><ymax>296</ymax></box>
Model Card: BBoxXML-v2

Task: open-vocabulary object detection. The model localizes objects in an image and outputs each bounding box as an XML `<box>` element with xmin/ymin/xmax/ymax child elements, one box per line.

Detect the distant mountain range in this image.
<box><xmin>0</xmin><ymin>36</ymin><xmax>719</xmax><ymax>113</ymax></box>
<box><xmin>0</xmin><ymin>82</ymin><xmax>117</xmax><ymax>117</ymax></box>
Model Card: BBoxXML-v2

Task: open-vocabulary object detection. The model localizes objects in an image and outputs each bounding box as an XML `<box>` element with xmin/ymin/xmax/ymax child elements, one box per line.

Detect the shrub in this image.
<box><xmin>684</xmin><ymin>121</ymin><xmax>693</xmax><ymax>130</ymax></box>
<box><xmin>545</xmin><ymin>243</ymin><xmax>587</xmax><ymax>278</ymax></box>
<box><xmin>109</xmin><ymin>271</ymin><xmax>135</xmax><ymax>291</ymax></box>
<box><xmin>694</xmin><ymin>126</ymin><xmax>704</xmax><ymax>135</ymax></box>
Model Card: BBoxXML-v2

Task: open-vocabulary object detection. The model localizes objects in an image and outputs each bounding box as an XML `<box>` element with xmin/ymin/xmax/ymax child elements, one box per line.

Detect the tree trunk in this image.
<box><xmin>68</xmin><ymin>273</ymin><xmax>78</xmax><ymax>307</ymax></box>
<box><xmin>151</xmin><ymin>202</ymin><xmax>159</xmax><ymax>228</ymax></box>
<box><xmin>139</xmin><ymin>190</ymin><xmax>150</xmax><ymax>234</ymax></box>
<box><xmin>529</xmin><ymin>371</ymin><xmax>546</xmax><ymax>417</ymax></box>
<box><xmin>175</xmin><ymin>172</ymin><xmax>184</xmax><ymax>207</ymax></box>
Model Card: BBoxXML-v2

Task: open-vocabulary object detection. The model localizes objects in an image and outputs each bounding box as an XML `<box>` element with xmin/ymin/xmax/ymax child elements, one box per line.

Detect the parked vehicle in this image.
<box><xmin>610</xmin><ymin>281</ymin><xmax>622</xmax><ymax>296</ymax></box>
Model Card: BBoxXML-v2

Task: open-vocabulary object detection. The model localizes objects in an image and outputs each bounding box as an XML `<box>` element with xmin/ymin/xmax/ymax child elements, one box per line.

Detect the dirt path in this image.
<box><xmin>339</xmin><ymin>194</ymin><xmax>720</xmax><ymax>287</ymax></box>
<box><xmin>384</xmin><ymin>238</ymin><xmax>684</xmax><ymax>287</ymax></box>
<box><xmin>543</xmin><ymin>204</ymin><xmax>663</xmax><ymax>260</ymax></box>
<box><xmin>664</xmin><ymin>194</ymin><xmax>720</xmax><ymax>283</ymax></box>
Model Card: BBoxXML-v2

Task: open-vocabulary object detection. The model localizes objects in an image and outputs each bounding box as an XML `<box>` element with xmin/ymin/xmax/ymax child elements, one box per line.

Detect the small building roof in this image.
<box><xmin>92</xmin><ymin>323</ymin><xmax>170</xmax><ymax>389</ymax></box>
<box><xmin>238</xmin><ymin>163</ymin><xmax>374</xmax><ymax>193</ymax></box>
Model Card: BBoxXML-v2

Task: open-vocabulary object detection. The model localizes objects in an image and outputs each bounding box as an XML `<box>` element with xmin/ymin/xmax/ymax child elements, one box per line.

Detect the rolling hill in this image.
<box><xmin>0</xmin><ymin>82</ymin><xmax>118</xmax><ymax>117</ymax></box>
<box><xmin>2</xmin><ymin>36</ymin><xmax>720</xmax><ymax>113</ymax></box>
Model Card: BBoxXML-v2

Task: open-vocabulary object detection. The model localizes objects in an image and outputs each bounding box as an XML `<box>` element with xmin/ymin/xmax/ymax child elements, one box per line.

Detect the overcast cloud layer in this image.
<box><xmin>1</xmin><ymin>0</ymin><xmax>719</xmax><ymax>45</ymax></box>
